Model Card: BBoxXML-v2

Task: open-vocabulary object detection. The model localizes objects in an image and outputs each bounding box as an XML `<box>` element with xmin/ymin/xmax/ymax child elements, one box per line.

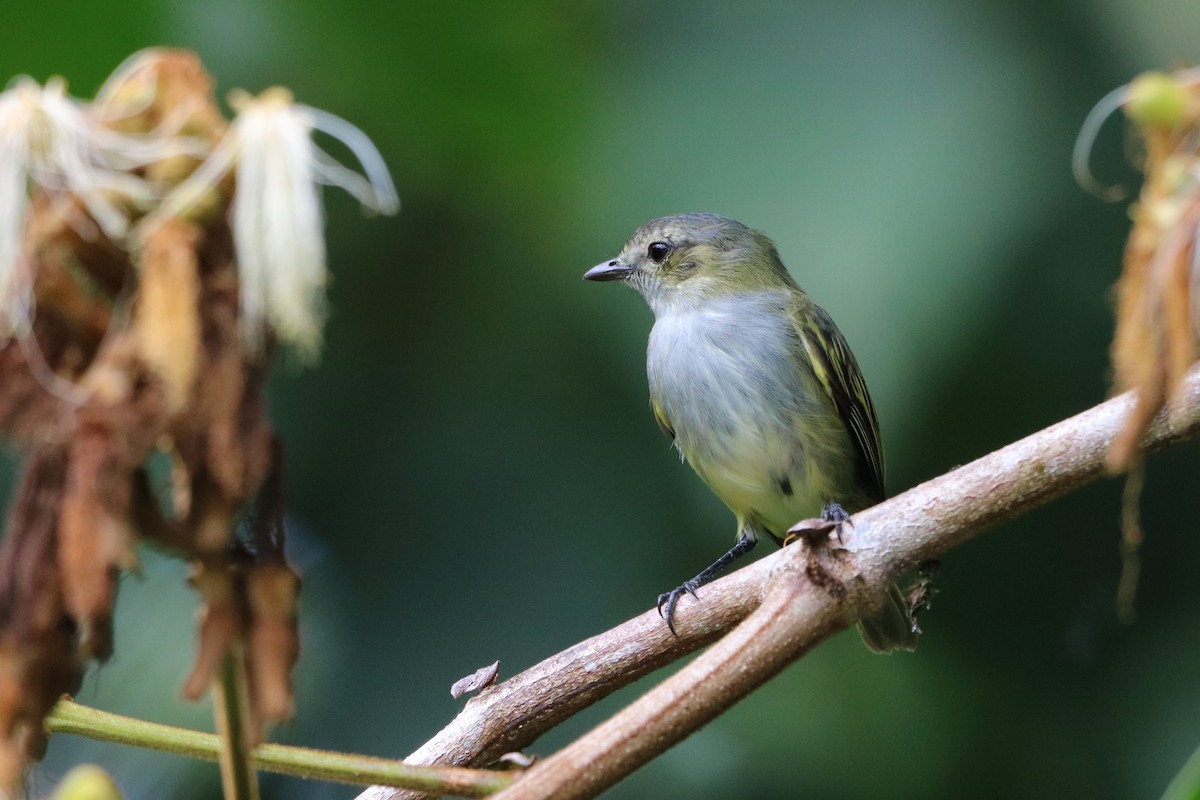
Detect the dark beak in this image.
<box><xmin>583</xmin><ymin>258</ymin><xmax>634</xmax><ymax>282</ymax></box>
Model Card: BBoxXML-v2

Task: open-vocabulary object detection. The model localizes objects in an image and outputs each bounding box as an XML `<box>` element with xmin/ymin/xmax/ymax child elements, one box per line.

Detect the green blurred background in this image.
<box><xmin>3</xmin><ymin>1</ymin><xmax>1199</xmax><ymax>798</ymax></box>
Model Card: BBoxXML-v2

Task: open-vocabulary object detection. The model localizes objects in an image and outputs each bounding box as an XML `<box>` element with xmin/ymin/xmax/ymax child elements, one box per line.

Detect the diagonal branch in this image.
<box><xmin>359</xmin><ymin>367</ymin><xmax>1200</xmax><ymax>800</ymax></box>
<box><xmin>357</xmin><ymin>537</ymin><xmax>771</xmax><ymax>800</ymax></box>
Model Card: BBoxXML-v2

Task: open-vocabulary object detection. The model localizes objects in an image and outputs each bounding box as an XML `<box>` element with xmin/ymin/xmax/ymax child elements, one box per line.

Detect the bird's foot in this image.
<box><xmin>654</xmin><ymin>534</ymin><xmax>757</xmax><ymax>635</ymax></box>
<box><xmin>784</xmin><ymin>502</ymin><xmax>853</xmax><ymax>547</ymax></box>
<box><xmin>822</xmin><ymin>502</ymin><xmax>853</xmax><ymax>544</ymax></box>
<box><xmin>656</xmin><ymin>580</ymin><xmax>700</xmax><ymax>636</ymax></box>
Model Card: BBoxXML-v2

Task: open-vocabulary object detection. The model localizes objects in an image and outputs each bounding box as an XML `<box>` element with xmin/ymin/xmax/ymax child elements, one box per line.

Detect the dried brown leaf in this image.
<box><xmin>58</xmin><ymin>427</ymin><xmax>133</xmax><ymax>635</ymax></box>
<box><xmin>189</xmin><ymin>478</ymin><xmax>240</xmax><ymax>554</ymax></box>
<box><xmin>0</xmin><ymin>450</ymin><xmax>86</xmax><ymax>793</ymax></box>
<box><xmin>182</xmin><ymin>565</ymin><xmax>239</xmax><ymax>701</ymax></box>
<box><xmin>245</xmin><ymin>564</ymin><xmax>300</xmax><ymax>725</ymax></box>
<box><xmin>135</xmin><ymin>220</ymin><xmax>202</xmax><ymax>412</ymax></box>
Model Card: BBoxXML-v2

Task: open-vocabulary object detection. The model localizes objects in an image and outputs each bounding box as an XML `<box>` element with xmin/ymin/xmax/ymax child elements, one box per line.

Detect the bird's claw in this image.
<box><xmin>821</xmin><ymin>502</ymin><xmax>853</xmax><ymax>544</ymax></box>
<box><xmin>821</xmin><ymin>502</ymin><xmax>852</xmax><ymax>525</ymax></box>
<box><xmin>656</xmin><ymin>581</ymin><xmax>699</xmax><ymax>635</ymax></box>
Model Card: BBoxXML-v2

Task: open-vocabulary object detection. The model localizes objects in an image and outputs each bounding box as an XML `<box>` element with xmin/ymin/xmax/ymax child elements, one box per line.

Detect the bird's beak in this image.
<box><xmin>583</xmin><ymin>258</ymin><xmax>634</xmax><ymax>282</ymax></box>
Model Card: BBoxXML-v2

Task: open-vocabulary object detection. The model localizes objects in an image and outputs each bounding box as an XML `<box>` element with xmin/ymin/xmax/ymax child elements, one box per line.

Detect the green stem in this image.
<box><xmin>213</xmin><ymin>651</ymin><xmax>260</xmax><ymax>800</ymax></box>
<box><xmin>45</xmin><ymin>698</ymin><xmax>516</xmax><ymax>797</ymax></box>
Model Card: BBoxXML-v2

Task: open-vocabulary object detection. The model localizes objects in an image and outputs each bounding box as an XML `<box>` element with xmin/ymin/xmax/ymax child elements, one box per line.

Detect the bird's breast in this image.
<box><xmin>646</xmin><ymin>295</ymin><xmax>849</xmax><ymax>531</ymax></box>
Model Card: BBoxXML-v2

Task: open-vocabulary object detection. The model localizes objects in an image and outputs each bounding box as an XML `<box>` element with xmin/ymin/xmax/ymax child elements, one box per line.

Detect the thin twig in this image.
<box><xmin>360</xmin><ymin>366</ymin><xmax>1200</xmax><ymax>800</ymax></box>
<box><xmin>44</xmin><ymin>698</ymin><xmax>516</xmax><ymax>796</ymax></box>
<box><xmin>212</xmin><ymin>651</ymin><xmax>260</xmax><ymax>800</ymax></box>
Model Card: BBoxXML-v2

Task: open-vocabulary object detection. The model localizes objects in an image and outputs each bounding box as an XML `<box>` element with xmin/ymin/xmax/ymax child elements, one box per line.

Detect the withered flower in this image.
<box><xmin>144</xmin><ymin>87</ymin><xmax>399</xmax><ymax>360</ymax></box>
<box><xmin>0</xmin><ymin>49</ymin><xmax>396</xmax><ymax>795</ymax></box>
<box><xmin>0</xmin><ymin>76</ymin><xmax>183</xmax><ymax>336</ymax></box>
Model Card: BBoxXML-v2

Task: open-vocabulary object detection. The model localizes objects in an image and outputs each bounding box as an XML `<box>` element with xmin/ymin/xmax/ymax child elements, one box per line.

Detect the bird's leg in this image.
<box><xmin>656</xmin><ymin>533</ymin><xmax>757</xmax><ymax>635</ymax></box>
<box><xmin>820</xmin><ymin>501</ymin><xmax>851</xmax><ymax>544</ymax></box>
<box><xmin>821</xmin><ymin>501</ymin><xmax>851</xmax><ymax>525</ymax></box>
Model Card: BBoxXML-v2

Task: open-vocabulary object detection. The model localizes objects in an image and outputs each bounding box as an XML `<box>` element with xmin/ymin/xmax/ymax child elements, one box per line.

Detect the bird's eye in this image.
<box><xmin>647</xmin><ymin>242</ymin><xmax>670</xmax><ymax>264</ymax></box>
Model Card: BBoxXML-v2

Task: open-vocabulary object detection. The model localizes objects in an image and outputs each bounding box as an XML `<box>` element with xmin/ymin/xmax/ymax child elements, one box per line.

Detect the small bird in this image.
<box><xmin>584</xmin><ymin>213</ymin><xmax>916</xmax><ymax>652</ymax></box>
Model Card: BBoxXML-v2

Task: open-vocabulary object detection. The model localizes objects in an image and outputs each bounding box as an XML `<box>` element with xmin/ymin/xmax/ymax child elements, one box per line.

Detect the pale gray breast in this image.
<box><xmin>646</xmin><ymin>291</ymin><xmax>826</xmax><ymax>473</ymax></box>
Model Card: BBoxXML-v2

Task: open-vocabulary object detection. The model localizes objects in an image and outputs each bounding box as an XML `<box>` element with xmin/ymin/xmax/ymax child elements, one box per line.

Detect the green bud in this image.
<box><xmin>1125</xmin><ymin>72</ymin><xmax>1191</xmax><ymax>128</ymax></box>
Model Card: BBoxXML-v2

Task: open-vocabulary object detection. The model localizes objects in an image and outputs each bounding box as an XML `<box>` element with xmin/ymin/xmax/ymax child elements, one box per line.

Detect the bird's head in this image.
<box><xmin>583</xmin><ymin>213</ymin><xmax>794</xmax><ymax>313</ymax></box>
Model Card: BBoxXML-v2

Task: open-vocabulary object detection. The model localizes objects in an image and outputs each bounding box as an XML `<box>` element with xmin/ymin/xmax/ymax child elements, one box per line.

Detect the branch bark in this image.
<box><xmin>359</xmin><ymin>368</ymin><xmax>1200</xmax><ymax>800</ymax></box>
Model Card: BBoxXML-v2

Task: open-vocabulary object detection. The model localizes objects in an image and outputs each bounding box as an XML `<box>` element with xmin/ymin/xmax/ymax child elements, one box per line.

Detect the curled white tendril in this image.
<box><xmin>1073</xmin><ymin>67</ymin><xmax>1200</xmax><ymax>202</ymax></box>
<box><xmin>142</xmin><ymin>87</ymin><xmax>399</xmax><ymax>360</ymax></box>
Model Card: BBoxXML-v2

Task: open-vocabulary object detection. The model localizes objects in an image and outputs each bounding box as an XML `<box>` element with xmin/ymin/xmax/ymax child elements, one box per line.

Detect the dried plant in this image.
<box><xmin>1073</xmin><ymin>68</ymin><xmax>1200</xmax><ymax>619</ymax></box>
<box><xmin>0</xmin><ymin>49</ymin><xmax>396</xmax><ymax>796</ymax></box>
<box><xmin>1076</xmin><ymin>68</ymin><xmax>1200</xmax><ymax>471</ymax></box>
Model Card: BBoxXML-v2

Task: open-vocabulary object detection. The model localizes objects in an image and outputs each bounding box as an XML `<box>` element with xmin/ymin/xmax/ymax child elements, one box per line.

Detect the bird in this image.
<box><xmin>583</xmin><ymin>212</ymin><xmax>916</xmax><ymax>653</ymax></box>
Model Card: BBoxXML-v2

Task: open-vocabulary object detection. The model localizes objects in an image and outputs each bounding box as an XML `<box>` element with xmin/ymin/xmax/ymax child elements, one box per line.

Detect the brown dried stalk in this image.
<box><xmin>360</xmin><ymin>365</ymin><xmax>1200</xmax><ymax>800</ymax></box>
<box><xmin>1104</xmin><ymin>70</ymin><xmax>1200</xmax><ymax>471</ymax></box>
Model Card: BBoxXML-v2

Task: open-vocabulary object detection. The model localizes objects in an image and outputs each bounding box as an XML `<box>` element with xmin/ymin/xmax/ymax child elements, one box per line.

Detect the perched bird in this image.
<box><xmin>584</xmin><ymin>213</ymin><xmax>916</xmax><ymax>652</ymax></box>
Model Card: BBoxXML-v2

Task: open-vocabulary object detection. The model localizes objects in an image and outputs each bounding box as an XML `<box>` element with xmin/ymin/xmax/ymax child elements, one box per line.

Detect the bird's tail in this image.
<box><xmin>857</xmin><ymin>583</ymin><xmax>918</xmax><ymax>653</ymax></box>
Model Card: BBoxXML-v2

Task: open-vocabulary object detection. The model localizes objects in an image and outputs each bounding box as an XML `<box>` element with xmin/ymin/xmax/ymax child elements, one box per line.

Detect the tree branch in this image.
<box><xmin>356</xmin><ymin>538</ymin><xmax>770</xmax><ymax>800</ymax></box>
<box><xmin>359</xmin><ymin>367</ymin><xmax>1200</xmax><ymax>800</ymax></box>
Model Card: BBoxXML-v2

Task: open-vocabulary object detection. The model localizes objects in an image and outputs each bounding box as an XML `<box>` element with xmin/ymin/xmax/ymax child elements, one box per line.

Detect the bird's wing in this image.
<box><xmin>650</xmin><ymin>398</ymin><xmax>676</xmax><ymax>442</ymax></box>
<box><xmin>794</xmin><ymin>299</ymin><xmax>886</xmax><ymax>504</ymax></box>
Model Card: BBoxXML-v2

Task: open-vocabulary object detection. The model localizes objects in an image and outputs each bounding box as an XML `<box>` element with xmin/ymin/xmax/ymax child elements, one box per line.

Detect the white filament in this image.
<box><xmin>146</xmin><ymin>89</ymin><xmax>399</xmax><ymax>358</ymax></box>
